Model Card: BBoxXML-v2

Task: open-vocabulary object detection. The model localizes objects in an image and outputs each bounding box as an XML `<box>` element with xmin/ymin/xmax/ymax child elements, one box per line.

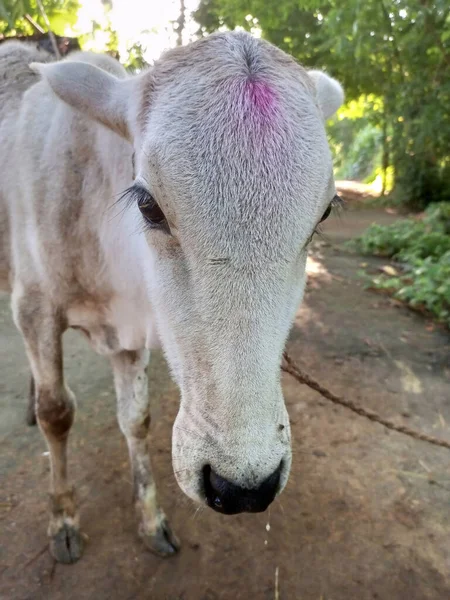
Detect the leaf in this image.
<box><xmin>379</xmin><ymin>265</ymin><xmax>399</xmax><ymax>276</ymax></box>
<box><xmin>49</xmin><ymin>10</ymin><xmax>78</xmax><ymax>34</ymax></box>
<box><xmin>0</xmin><ymin>0</ymin><xmax>13</xmax><ymax>27</ymax></box>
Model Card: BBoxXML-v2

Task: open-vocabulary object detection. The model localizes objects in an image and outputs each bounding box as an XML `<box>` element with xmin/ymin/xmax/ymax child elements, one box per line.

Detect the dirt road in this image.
<box><xmin>1</xmin><ymin>206</ymin><xmax>449</xmax><ymax>600</ymax></box>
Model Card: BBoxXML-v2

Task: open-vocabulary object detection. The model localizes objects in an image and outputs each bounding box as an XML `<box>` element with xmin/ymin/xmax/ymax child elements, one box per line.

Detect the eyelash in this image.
<box><xmin>308</xmin><ymin>194</ymin><xmax>345</xmax><ymax>244</ymax></box>
<box><xmin>118</xmin><ymin>186</ymin><xmax>344</xmax><ymax>242</ymax></box>
<box><xmin>118</xmin><ymin>185</ymin><xmax>169</xmax><ymax>232</ymax></box>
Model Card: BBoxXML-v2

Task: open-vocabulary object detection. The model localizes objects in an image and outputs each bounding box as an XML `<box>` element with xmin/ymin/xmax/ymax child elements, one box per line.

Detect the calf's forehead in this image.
<box><xmin>138</xmin><ymin>42</ymin><xmax>333</xmax><ymax>259</ymax></box>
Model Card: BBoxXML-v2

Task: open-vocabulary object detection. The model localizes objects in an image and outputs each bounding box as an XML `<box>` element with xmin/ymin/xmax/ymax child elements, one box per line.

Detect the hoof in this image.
<box><xmin>139</xmin><ymin>518</ymin><xmax>180</xmax><ymax>557</ymax></box>
<box><xmin>49</xmin><ymin>524</ymin><xmax>84</xmax><ymax>564</ymax></box>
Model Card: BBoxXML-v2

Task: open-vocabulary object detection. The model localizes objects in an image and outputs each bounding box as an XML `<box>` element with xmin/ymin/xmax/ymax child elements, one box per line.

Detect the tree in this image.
<box><xmin>174</xmin><ymin>0</ymin><xmax>186</xmax><ymax>47</ymax></box>
<box><xmin>194</xmin><ymin>0</ymin><xmax>450</xmax><ymax>208</ymax></box>
<box><xmin>0</xmin><ymin>0</ymin><xmax>79</xmax><ymax>37</ymax></box>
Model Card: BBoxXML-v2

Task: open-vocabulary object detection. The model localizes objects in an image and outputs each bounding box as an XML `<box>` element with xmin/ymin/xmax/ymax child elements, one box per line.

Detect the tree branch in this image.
<box><xmin>35</xmin><ymin>0</ymin><xmax>60</xmax><ymax>59</ymax></box>
<box><xmin>378</xmin><ymin>0</ymin><xmax>403</xmax><ymax>78</ymax></box>
<box><xmin>24</xmin><ymin>13</ymin><xmax>45</xmax><ymax>34</ymax></box>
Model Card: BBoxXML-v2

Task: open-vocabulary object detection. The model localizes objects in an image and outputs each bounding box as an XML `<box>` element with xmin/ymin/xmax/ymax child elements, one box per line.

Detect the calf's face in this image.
<box><xmin>34</xmin><ymin>35</ymin><xmax>343</xmax><ymax>513</ymax></box>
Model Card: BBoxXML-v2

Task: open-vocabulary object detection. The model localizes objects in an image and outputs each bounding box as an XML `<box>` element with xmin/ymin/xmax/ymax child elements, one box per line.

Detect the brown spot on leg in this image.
<box><xmin>37</xmin><ymin>388</ymin><xmax>75</xmax><ymax>439</ymax></box>
<box><xmin>49</xmin><ymin>488</ymin><xmax>78</xmax><ymax>519</ymax></box>
<box><xmin>26</xmin><ymin>375</ymin><xmax>37</xmax><ymax>426</ymax></box>
<box><xmin>143</xmin><ymin>413</ymin><xmax>151</xmax><ymax>430</ymax></box>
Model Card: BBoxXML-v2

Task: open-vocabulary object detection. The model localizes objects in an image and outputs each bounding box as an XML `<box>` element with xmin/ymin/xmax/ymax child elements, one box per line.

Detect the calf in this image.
<box><xmin>0</xmin><ymin>32</ymin><xmax>343</xmax><ymax>563</ymax></box>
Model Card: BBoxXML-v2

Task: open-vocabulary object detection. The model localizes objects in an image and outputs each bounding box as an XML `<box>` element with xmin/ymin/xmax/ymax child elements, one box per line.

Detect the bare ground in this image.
<box><xmin>1</xmin><ymin>204</ymin><xmax>449</xmax><ymax>600</ymax></box>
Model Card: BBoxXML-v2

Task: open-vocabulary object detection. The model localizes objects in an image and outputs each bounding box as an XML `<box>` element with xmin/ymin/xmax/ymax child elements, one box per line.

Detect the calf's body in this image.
<box><xmin>0</xmin><ymin>34</ymin><xmax>343</xmax><ymax>562</ymax></box>
<box><xmin>0</xmin><ymin>43</ymin><xmax>174</xmax><ymax>561</ymax></box>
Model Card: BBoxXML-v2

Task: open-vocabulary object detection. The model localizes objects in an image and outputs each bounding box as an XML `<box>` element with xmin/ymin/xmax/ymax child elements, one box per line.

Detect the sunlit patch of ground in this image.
<box><xmin>306</xmin><ymin>255</ymin><xmax>332</xmax><ymax>281</ymax></box>
<box><xmin>335</xmin><ymin>180</ymin><xmax>381</xmax><ymax>202</ymax></box>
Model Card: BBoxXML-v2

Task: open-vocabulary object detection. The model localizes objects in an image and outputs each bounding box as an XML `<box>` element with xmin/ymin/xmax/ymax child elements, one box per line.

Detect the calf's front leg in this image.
<box><xmin>111</xmin><ymin>350</ymin><xmax>179</xmax><ymax>556</ymax></box>
<box><xmin>12</xmin><ymin>293</ymin><xmax>83</xmax><ymax>563</ymax></box>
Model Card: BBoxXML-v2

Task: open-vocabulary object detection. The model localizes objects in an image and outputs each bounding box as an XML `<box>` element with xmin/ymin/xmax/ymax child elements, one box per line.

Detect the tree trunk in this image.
<box><xmin>176</xmin><ymin>0</ymin><xmax>186</xmax><ymax>47</ymax></box>
<box><xmin>381</xmin><ymin>111</ymin><xmax>389</xmax><ymax>197</ymax></box>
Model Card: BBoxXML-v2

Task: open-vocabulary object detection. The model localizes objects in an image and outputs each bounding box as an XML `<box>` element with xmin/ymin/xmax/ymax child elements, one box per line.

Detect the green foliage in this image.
<box><xmin>368</xmin><ymin>255</ymin><xmax>450</xmax><ymax>326</ymax></box>
<box><xmin>194</xmin><ymin>1</ymin><xmax>450</xmax><ymax>209</ymax></box>
<box><xmin>351</xmin><ymin>203</ymin><xmax>450</xmax><ymax>326</ymax></box>
<box><xmin>397</xmin><ymin>256</ymin><xmax>450</xmax><ymax>322</ymax></box>
<box><xmin>352</xmin><ymin>222</ymin><xmax>450</xmax><ymax>261</ymax></box>
<box><xmin>327</xmin><ymin>95</ymin><xmax>388</xmax><ymax>183</ymax></box>
<box><xmin>422</xmin><ymin>198</ymin><xmax>450</xmax><ymax>234</ymax></box>
<box><xmin>0</xmin><ymin>0</ymin><xmax>79</xmax><ymax>36</ymax></box>
<box><xmin>330</xmin><ymin>121</ymin><xmax>382</xmax><ymax>180</ymax></box>
<box><xmin>123</xmin><ymin>42</ymin><xmax>149</xmax><ymax>72</ymax></box>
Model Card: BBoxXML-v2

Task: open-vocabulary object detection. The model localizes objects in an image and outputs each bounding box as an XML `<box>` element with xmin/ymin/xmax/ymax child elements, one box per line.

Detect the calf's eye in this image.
<box><xmin>138</xmin><ymin>195</ymin><xmax>167</xmax><ymax>225</ymax></box>
<box><xmin>320</xmin><ymin>205</ymin><xmax>332</xmax><ymax>223</ymax></box>
<box><xmin>119</xmin><ymin>184</ymin><xmax>169</xmax><ymax>231</ymax></box>
<box><xmin>320</xmin><ymin>194</ymin><xmax>342</xmax><ymax>223</ymax></box>
<box><xmin>134</xmin><ymin>187</ymin><xmax>167</xmax><ymax>228</ymax></box>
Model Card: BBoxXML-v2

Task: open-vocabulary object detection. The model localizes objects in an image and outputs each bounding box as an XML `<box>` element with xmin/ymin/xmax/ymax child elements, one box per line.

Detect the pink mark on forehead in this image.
<box><xmin>242</xmin><ymin>78</ymin><xmax>278</xmax><ymax>118</ymax></box>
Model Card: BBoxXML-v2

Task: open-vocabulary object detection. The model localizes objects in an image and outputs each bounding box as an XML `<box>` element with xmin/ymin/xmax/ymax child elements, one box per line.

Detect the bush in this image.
<box><xmin>351</xmin><ymin>203</ymin><xmax>450</xmax><ymax>326</ymax></box>
<box><xmin>328</xmin><ymin>112</ymin><xmax>383</xmax><ymax>182</ymax></box>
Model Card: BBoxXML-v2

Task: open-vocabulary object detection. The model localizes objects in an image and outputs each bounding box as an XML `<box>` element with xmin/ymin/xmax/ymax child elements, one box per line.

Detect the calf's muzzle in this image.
<box><xmin>202</xmin><ymin>463</ymin><xmax>282</xmax><ymax>515</ymax></box>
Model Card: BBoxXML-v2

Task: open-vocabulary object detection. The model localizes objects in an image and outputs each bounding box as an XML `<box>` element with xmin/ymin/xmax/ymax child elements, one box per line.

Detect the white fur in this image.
<box><xmin>1</xmin><ymin>33</ymin><xmax>343</xmax><ymax>507</ymax></box>
<box><xmin>308</xmin><ymin>69</ymin><xmax>345</xmax><ymax>119</ymax></box>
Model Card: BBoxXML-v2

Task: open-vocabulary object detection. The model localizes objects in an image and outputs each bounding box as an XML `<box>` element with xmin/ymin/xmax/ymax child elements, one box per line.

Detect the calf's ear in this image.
<box><xmin>30</xmin><ymin>60</ymin><xmax>136</xmax><ymax>140</ymax></box>
<box><xmin>308</xmin><ymin>70</ymin><xmax>344</xmax><ymax>119</ymax></box>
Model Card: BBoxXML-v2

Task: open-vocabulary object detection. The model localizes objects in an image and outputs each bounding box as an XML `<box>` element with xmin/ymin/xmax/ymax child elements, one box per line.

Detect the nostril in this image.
<box><xmin>202</xmin><ymin>462</ymin><xmax>282</xmax><ymax>515</ymax></box>
<box><xmin>203</xmin><ymin>465</ymin><xmax>225</xmax><ymax>509</ymax></box>
<box><xmin>202</xmin><ymin>464</ymin><xmax>214</xmax><ymax>500</ymax></box>
<box><xmin>202</xmin><ymin>464</ymin><xmax>211</xmax><ymax>484</ymax></box>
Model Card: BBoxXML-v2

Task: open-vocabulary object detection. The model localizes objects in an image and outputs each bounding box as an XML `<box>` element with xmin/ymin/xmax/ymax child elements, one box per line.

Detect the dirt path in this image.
<box><xmin>1</xmin><ymin>206</ymin><xmax>449</xmax><ymax>600</ymax></box>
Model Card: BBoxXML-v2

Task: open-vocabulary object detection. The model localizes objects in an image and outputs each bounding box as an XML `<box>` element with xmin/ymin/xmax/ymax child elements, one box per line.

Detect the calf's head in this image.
<box><xmin>34</xmin><ymin>32</ymin><xmax>343</xmax><ymax>514</ymax></box>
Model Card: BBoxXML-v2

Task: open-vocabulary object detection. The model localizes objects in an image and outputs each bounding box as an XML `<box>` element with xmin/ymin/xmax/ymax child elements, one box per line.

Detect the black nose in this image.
<box><xmin>202</xmin><ymin>463</ymin><xmax>282</xmax><ymax>515</ymax></box>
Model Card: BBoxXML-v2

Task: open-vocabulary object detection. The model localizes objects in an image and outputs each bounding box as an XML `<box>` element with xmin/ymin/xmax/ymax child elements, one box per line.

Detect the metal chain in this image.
<box><xmin>282</xmin><ymin>351</ymin><xmax>450</xmax><ymax>451</ymax></box>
